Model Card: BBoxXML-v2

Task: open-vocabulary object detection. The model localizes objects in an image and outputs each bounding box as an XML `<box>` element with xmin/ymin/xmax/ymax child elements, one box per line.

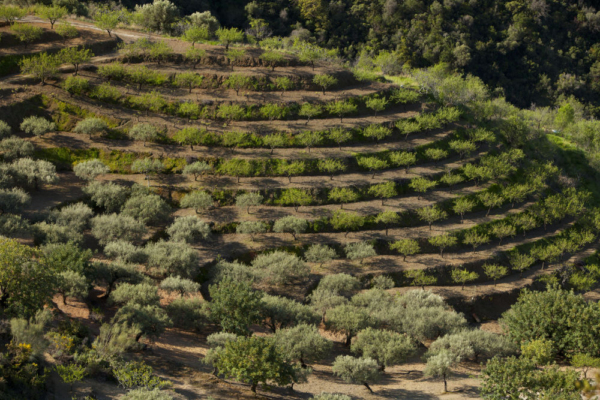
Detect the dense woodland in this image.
<box><xmin>2</xmin><ymin>0</ymin><xmax>600</xmax><ymax>399</ymax></box>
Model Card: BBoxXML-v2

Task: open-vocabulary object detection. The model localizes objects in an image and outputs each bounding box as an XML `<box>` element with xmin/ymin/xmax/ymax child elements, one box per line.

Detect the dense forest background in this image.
<box><xmin>108</xmin><ymin>0</ymin><xmax>600</xmax><ymax>114</ymax></box>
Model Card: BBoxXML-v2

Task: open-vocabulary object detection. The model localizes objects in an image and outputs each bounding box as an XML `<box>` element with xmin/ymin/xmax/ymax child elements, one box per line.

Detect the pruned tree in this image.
<box><xmin>416</xmin><ymin>205</ymin><xmax>448</xmax><ymax>230</ymax></box>
<box><xmin>389</xmin><ymin>151</ymin><xmax>417</xmax><ymax>172</ymax></box>
<box><xmin>368</xmin><ymin>181</ymin><xmax>398</xmax><ymax>205</ymax></box>
<box><xmin>235</xmin><ymin>192</ymin><xmax>263</xmax><ymax>214</ymax></box>
<box><xmin>405</xmin><ymin>270</ymin><xmax>437</xmax><ymax>290</ymax></box>
<box><xmin>328</xmin><ymin>127</ymin><xmax>352</xmax><ymax>149</ymax></box>
<box><xmin>298</xmin><ymin>103</ymin><xmax>322</xmax><ymax>125</ymax></box>
<box><xmin>57</xmin><ymin>47</ymin><xmax>93</xmax><ymax>75</ymax></box>
<box><xmin>390</xmin><ymin>239</ymin><xmax>420</xmax><ymax>261</ymax></box>
<box><xmin>91</xmin><ymin>213</ymin><xmax>147</xmax><ymax>245</ymax></box>
<box><xmin>409</xmin><ymin>177</ymin><xmax>437</xmax><ymax>199</ymax></box>
<box><xmin>273</xmin><ymin>216</ymin><xmax>308</xmax><ymax>240</ymax></box>
<box><xmin>451</xmin><ymin>268</ymin><xmax>479</xmax><ymax>290</ymax></box>
<box><xmin>345</xmin><ymin>242</ymin><xmax>377</xmax><ymax>264</ymax></box>
<box><xmin>482</xmin><ymin>264</ymin><xmax>509</xmax><ymax>286</ymax></box>
<box><xmin>313</xmin><ymin>74</ymin><xmax>338</xmax><ymax>94</ymax></box>
<box><xmin>363</xmin><ymin>124</ymin><xmax>392</xmax><ymax>144</ymax></box>
<box><xmin>351</xmin><ymin>328</ymin><xmax>417</xmax><ymax>371</ymax></box>
<box><xmin>356</xmin><ymin>156</ymin><xmax>389</xmax><ymax>179</ymax></box>
<box><xmin>236</xmin><ymin>221</ymin><xmax>268</xmax><ymax>240</ymax></box>
<box><xmin>20</xmin><ymin>116</ymin><xmax>56</xmax><ymax>137</ymax></box>
<box><xmin>131</xmin><ymin>158</ymin><xmax>164</xmax><ymax>187</ymax></box>
<box><xmin>182</xmin><ymin>161</ymin><xmax>212</xmax><ymax>179</ymax></box>
<box><xmin>274</xmin><ymin>324</ymin><xmax>332</xmax><ymax>367</ymax></box>
<box><xmin>216</xmin><ymin>27</ymin><xmax>244</xmax><ymax>50</ymax></box>
<box><xmin>375</xmin><ymin>211</ymin><xmax>400</xmax><ymax>236</ymax></box>
<box><xmin>73</xmin><ymin>159</ymin><xmax>109</xmax><ymax>181</ymax></box>
<box><xmin>160</xmin><ymin>275</ymin><xmax>200</xmax><ymax>297</ymax></box>
<box><xmin>251</xmin><ymin>251</ymin><xmax>310</xmax><ymax>285</ymax></box>
<box><xmin>326</xmin><ymin>305</ymin><xmax>372</xmax><ymax>346</ymax></box>
<box><xmin>174</xmin><ymin>72</ymin><xmax>204</xmax><ymax>93</ymax></box>
<box><xmin>260</xmin><ymin>51</ymin><xmax>285</xmax><ymax>71</ymax></box>
<box><xmin>453</xmin><ymin>197</ymin><xmax>475</xmax><ymax>223</ymax></box>
<box><xmin>128</xmin><ymin>123</ymin><xmax>160</xmax><ymax>146</ymax></box>
<box><xmin>304</xmin><ymin>244</ymin><xmax>337</xmax><ymax>267</ymax></box>
<box><xmin>332</xmin><ymin>356</ymin><xmax>381</xmax><ymax>393</ymax></box>
<box><xmin>331</xmin><ymin>210</ymin><xmax>365</xmax><ymax>237</ymax></box>
<box><xmin>328</xmin><ymin>187</ymin><xmax>359</xmax><ymax>208</ymax></box>
<box><xmin>428</xmin><ymin>233</ymin><xmax>457</xmax><ymax>258</ymax></box>
<box><xmin>166</xmin><ymin>216</ymin><xmax>210</xmax><ymax>243</ymax></box>
<box><xmin>326</xmin><ymin>100</ymin><xmax>358</xmax><ymax>122</ymax></box>
<box><xmin>180</xmin><ymin>190</ymin><xmax>213</xmax><ymax>213</ymax></box>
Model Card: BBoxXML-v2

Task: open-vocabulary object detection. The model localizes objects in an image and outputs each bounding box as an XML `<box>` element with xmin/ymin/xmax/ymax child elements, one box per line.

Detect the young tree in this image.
<box><xmin>326</xmin><ymin>304</ymin><xmax>371</xmax><ymax>346</ymax></box>
<box><xmin>298</xmin><ymin>103</ymin><xmax>323</xmax><ymax>125</ymax></box>
<box><xmin>11</xmin><ymin>24</ymin><xmax>43</xmax><ymax>48</ymax></box>
<box><xmin>332</xmin><ymin>356</ymin><xmax>381</xmax><ymax>393</ymax></box>
<box><xmin>63</xmin><ymin>76</ymin><xmax>90</xmax><ymax>96</ymax></box>
<box><xmin>317</xmin><ymin>159</ymin><xmax>346</xmax><ymax>179</ymax></box>
<box><xmin>20</xmin><ymin>116</ymin><xmax>56</xmax><ymax>137</ymax></box>
<box><xmin>428</xmin><ymin>233</ymin><xmax>457</xmax><ymax>258</ymax></box>
<box><xmin>328</xmin><ymin>127</ymin><xmax>352</xmax><ymax>149</ymax></box>
<box><xmin>182</xmin><ymin>161</ymin><xmax>212</xmax><ymax>181</ymax></box>
<box><xmin>57</xmin><ymin>48</ymin><xmax>93</xmax><ymax>75</ymax></box>
<box><xmin>390</xmin><ymin>239</ymin><xmax>420</xmax><ymax>261</ymax></box>
<box><xmin>262</xmin><ymin>133</ymin><xmax>287</xmax><ymax>154</ymax></box>
<box><xmin>482</xmin><ymin>263</ymin><xmax>509</xmax><ymax>286</ymax></box>
<box><xmin>208</xmin><ymin>277</ymin><xmax>262</xmax><ymax>336</ymax></box>
<box><xmin>0</xmin><ymin>188</ymin><xmax>30</xmax><ymax>215</ymax></box>
<box><xmin>440</xmin><ymin>172</ymin><xmax>465</xmax><ymax>188</ymax></box>
<box><xmin>260</xmin><ymin>103</ymin><xmax>288</xmax><ymax>121</ymax></box>
<box><xmin>508</xmin><ymin>250</ymin><xmax>535</xmax><ymax>277</ymax></box>
<box><xmin>91</xmin><ymin>213</ymin><xmax>146</xmax><ymax>245</ymax></box>
<box><xmin>11</xmin><ymin>158</ymin><xmax>58</xmax><ymax>190</ymax></box>
<box><xmin>0</xmin><ymin>120</ymin><xmax>11</xmax><ymax>139</ymax></box>
<box><xmin>110</xmin><ymin>282</ymin><xmax>160</xmax><ymax>306</ymax></box>
<box><xmin>274</xmin><ymin>324</ymin><xmax>332</xmax><ymax>367</ymax></box>
<box><xmin>416</xmin><ymin>205</ymin><xmax>448</xmax><ymax>230</ymax></box>
<box><xmin>182</xmin><ymin>25</ymin><xmax>210</xmax><ymax>47</ymax></box>
<box><xmin>224</xmin><ymin>48</ymin><xmax>246</xmax><ymax>71</ymax></box>
<box><xmin>375</xmin><ymin>211</ymin><xmax>400</xmax><ymax>236</ymax></box>
<box><xmin>218</xmin><ymin>159</ymin><xmax>252</xmax><ymax>182</ymax></box>
<box><xmin>144</xmin><ymin>240</ymin><xmax>199</xmax><ymax>277</ymax></box>
<box><xmin>453</xmin><ymin>197</ymin><xmax>476</xmax><ymax>223</ymax></box>
<box><xmin>251</xmin><ymin>251</ymin><xmax>310</xmax><ymax>285</ymax></box>
<box><xmin>274</xmin><ymin>76</ymin><xmax>294</xmax><ymax>97</ymax></box>
<box><xmin>0</xmin><ymin>137</ymin><xmax>33</xmax><ymax>161</ymax></box>
<box><xmin>357</xmin><ymin>156</ymin><xmax>389</xmax><ymax>179</ymax></box>
<box><xmin>214</xmin><ymin>336</ymin><xmax>299</xmax><ymax>393</ymax></box>
<box><xmin>217</xmin><ymin>104</ymin><xmax>246</xmax><ymax>123</ymax></box>
<box><xmin>236</xmin><ymin>221</ymin><xmax>268</xmax><ymax>240</ymax></box>
<box><xmin>462</xmin><ymin>230</ymin><xmax>490</xmax><ymax>250</ymax></box>
<box><xmin>396</xmin><ymin>119</ymin><xmax>421</xmax><ymax>140</ymax></box>
<box><xmin>216</xmin><ymin>27</ymin><xmax>244</xmax><ymax>50</ymax></box>
<box><xmin>424</xmin><ymin>350</ymin><xmax>458</xmax><ymax>393</ymax></box>
<box><xmin>365</xmin><ymin>97</ymin><xmax>388</xmax><ymax>116</ymax></box>
<box><xmin>491</xmin><ymin>222</ymin><xmax>516</xmax><ymax>244</ymax></box>
<box><xmin>94</xmin><ymin>11</ymin><xmax>120</xmax><ymax>37</ymax></box>
<box><xmin>174</xmin><ymin>72</ymin><xmax>204</xmax><ymax>93</ymax></box>
<box><xmin>273</xmin><ymin>216</ymin><xmax>308</xmax><ymax>240</ymax></box>
<box><xmin>36</xmin><ymin>5</ymin><xmax>67</xmax><ymax>29</ymax></box>
<box><xmin>296</xmin><ymin>130</ymin><xmax>323</xmax><ymax>152</ymax></box>
<box><xmin>352</xmin><ymin>328</ymin><xmax>417</xmax><ymax>371</ymax></box>
<box><xmin>277</xmin><ymin>188</ymin><xmax>313</xmax><ymax>212</ymax></box>
<box><xmin>278</xmin><ymin>160</ymin><xmax>306</xmax><ymax>183</ymax></box>
<box><xmin>131</xmin><ymin>158</ymin><xmax>164</xmax><ymax>187</ymax></box>
<box><xmin>72</xmin><ymin>118</ymin><xmax>108</xmax><ymax>139</ymax></box>
<box><xmin>235</xmin><ymin>192</ymin><xmax>263</xmax><ymax>214</ymax></box>
<box><xmin>313</xmin><ymin>74</ymin><xmax>338</xmax><ymax>94</ymax></box>
<box><xmin>128</xmin><ymin>123</ymin><xmax>160</xmax><ymax>146</ymax></box>
<box><xmin>260</xmin><ymin>51</ymin><xmax>285</xmax><ymax>71</ymax></box>
<box><xmin>331</xmin><ymin>210</ymin><xmax>365</xmax><ymax>237</ymax></box>
<box><xmin>363</xmin><ymin>124</ymin><xmax>393</xmax><ymax>145</ymax></box>
<box><xmin>223</xmin><ymin>74</ymin><xmax>252</xmax><ymax>96</ymax></box>
<box><xmin>424</xmin><ymin>148</ymin><xmax>449</xmax><ymax>164</ymax></box>
<box><xmin>184</xmin><ymin>47</ymin><xmax>206</xmax><ymax>69</ymax></box>
<box><xmin>451</xmin><ymin>268</ymin><xmax>479</xmax><ymax>290</ymax></box>
<box><xmin>160</xmin><ymin>275</ymin><xmax>200</xmax><ymax>297</ymax></box>
<box><xmin>166</xmin><ymin>216</ymin><xmax>210</xmax><ymax>243</ymax></box>
<box><xmin>328</xmin><ymin>187</ymin><xmax>359</xmax><ymax>209</ymax></box>
<box><xmin>180</xmin><ymin>190</ymin><xmax>213</xmax><ymax>213</ymax></box>
<box><xmin>478</xmin><ymin>192</ymin><xmax>504</xmax><ymax>216</ymax></box>
<box><xmin>0</xmin><ymin>5</ymin><xmax>26</xmax><ymax>25</ymax></box>
<box><xmin>405</xmin><ymin>269</ymin><xmax>437</xmax><ymax>289</ymax></box>
<box><xmin>326</xmin><ymin>101</ymin><xmax>358</xmax><ymax>122</ymax></box>
<box><xmin>304</xmin><ymin>244</ymin><xmax>337</xmax><ymax>267</ymax></box>
<box><xmin>389</xmin><ymin>151</ymin><xmax>417</xmax><ymax>172</ymax></box>
<box><xmin>409</xmin><ymin>177</ymin><xmax>437</xmax><ymax>199</ymax></box>
<box><xmin>345</xmin><ymin>242</ymin><xmax>376</xmax><ymax>264</ymax></box>
<box><xmin>449</xmin><ymin>140</ymin><xmax>477</xmax><ymax>159</ymax></box>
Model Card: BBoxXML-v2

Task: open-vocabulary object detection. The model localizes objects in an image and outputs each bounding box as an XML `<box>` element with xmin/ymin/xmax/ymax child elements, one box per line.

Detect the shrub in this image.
<box><xmin>110</xmin><ymin>282</ymin><xmax>160</xmax><ymax>306</ymax></box>
<box><xmin>165</xmin><ymin>297</ymin><xmax>207</xmax><ymax>331</ymax></box>
<box><xmin>121</xmin><ymin>193</ymin><xmax>171</xmax><ymax>225</ymax></box>
<box><xmin>83</xmin><ymin>181</ymin><xmax>129</xmax><ymax>212</ymax></box>
<box><xmin>112</xmin><ymin>303</ymin><xmax>172</xmax><ymax>341</ymax></box>
<box><xmin>332</xmin><ymin>356</ymin><xmax>381</xmax><ymax>392</ymax></box>
<box><xmin>73</xmin><ymin>159</ymin><xmax>109</xmax><ymax>180</ymax></box>
<box><xmin>91</xmin><ymin>213</ymin><xmax>147</xmax><ymax>245</ymax></box>
<box><xmin>0</xmin><ymin>120</ymin><xmax>11</xmax><ymax>139</ymax></box>
<box><xmin>145</xmin><ymin>240</ymin><xmax>199</xmax><ymax>277</ymax></box>
<box><xmin>166</xmin><ymin>216</ymin><xmax>210</xmax><ymax>243</ymax></box>
<box><xmin>251</xmin><ymin>251</ymin><xmax>310</xmax><ymax>285</ymax></box>
<box><xmin>72</xmin><ymin>118</ymin><xmax>108</xmax><ymax>139</ymax></box>
<box><xmin>63</xmin><ymin>76</ymin><xmax>89</xmax><ymax>96</ymax></box>
<box><xmin>20</xmin><ymin>116</ymin><xmax>56</xmax><ymax>137</ymax></box>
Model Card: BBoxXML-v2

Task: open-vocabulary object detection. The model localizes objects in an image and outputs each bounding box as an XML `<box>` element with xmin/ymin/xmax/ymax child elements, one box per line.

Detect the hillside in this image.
<box><xmin>1</xmin><ymin>5</ymin><xmax>600</xmax><ymax>400</ymax></box>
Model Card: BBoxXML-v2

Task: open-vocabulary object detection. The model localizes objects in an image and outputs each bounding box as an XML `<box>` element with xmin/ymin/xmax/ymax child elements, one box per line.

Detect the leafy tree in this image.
<box><xmin>274</xmin><ymin>324</ymin><xmax>332</xmax><ymax>367</ymax></box>
<box><xmin>424</xmin><ymin>350</ymin><xmax>458</xmax><ymax>393</ymax></box>
<box><xmin>180</xmin><ymin>190</ymin><xmax>213</xmax><ymax>213</ymax></box>
<box><xmin>112</xmin><ymin>302</ymin><xmax>172</xmax><ymax>341</ymax></box>
<box><xmin>491</xmin><ymin>222</ymin><xmax>516</xmax><ymax>244</ymax></box>
<box><xmin>0</xmin><ymin>5</ymin><xmax>26</xmax><ymax>24</ymax></box>
<box><xmin>345</xmin><ymin>242</ymin><xmax>376</xmax><ymax>264</ymax></box>
<box><xmin>236</xmin><ymin>221</ymin><xmax>268</xmax><ymax>240</ymax></box>
<box><xmin>63</xmin><ymin>76</ymin><xmax>90</xmax><ymax>96</ymax></box>
<box><xmin>144</xmin><ymin>240</ymin><xmax>199</xmax><ymax>277</ymax></box>
<box><xmin>83</xmin><ymin>181</ymin><xmax>129</xmax><ymax>212</ymax></box>
<box><xmin>453</xmin><ymin>197</ymin><xmax>475</xmax><ymax>223</ymax></box>
<box><xmin>449</xmin><ymin>140</ymin><xmax>477</xmax><ymax>159</ymax></box>
<box><xmin>57</xmin><ymin>48</ymin><xmax>92</xmax><ymax>75</ymax></box>
<box><xmin>128</xmin><ymin>123</ymin><xmax>160</xmax><ymax>146</ymax></box>
<box><xmin>217</xmin><ymin>104</ymin><xmax>246</xmax><ymax>122</ymax></box>
<box><xmin>262</xmin><ymin>133</ymin><xmax>287</xmax><ymax>154</ymax></box>
<box><xmin>0</xmin><ymin>188</ymin><xmax>30</xmax><ymax>215</ymax></box>
<box><xmin>318</xmin><ymin>274</ymin><xmax>361</xmax><ymax>298</ymax></box>
<box><xmin>409</xmin><ymin>177</ymin><xmax>437</xmax><ymax>199</ymax></box>
<box><xmin>298</xmin><ymin>103</ymin><xmax>322</xmax><ymax>125</ymax></box>
<box><xmin>127</xmin><ymin>66</ymin><xmax>166</xmax><ymax>90</ymax></box>
<box><xmin>482</xmin><ymin>263</ymin><xmax>509</xmax><ymax>286</ymax></box>
<box><xmin>261</xmin><ymin>296</ymin><xmax>320</xmax><ymax>333</ymax></box>
<box><xmin>182</xmin><ymin>161</ymin><xmax>212</xmax><ymax>179</ymax></box>
<box><xmin>131</xmin><ymin>158</ymin><xmax>164</xmax><ymax>187</ymax></box>
<box><xmin>363</xmin><ymin>124</ymin><xmax>391</xmax><ymax>144</ymax></box>
<box><xmin>0</xmin><ymin>120</ymin><xmax>11</xmax><ymax>139</ymax></box>
<box><xmin>174</xmin><ymin>72</ymin><xmax>204</xmax><ymax>93</ymax></box>
<box><xmin>416</xmin><ymin>205</ymin><xmax>447</xmax><ymax>230</ymax></box>
<box><xmin>478</xmin><ymin>192</ymin><xmax>504</xmax><ymax>216</ymax></box>
<box><xmin>251</xmin><ymin>251</ymin><xmax>309</xmax><ymax>285</ymax></box>
<box><xmin>462</xmin><ymin>230</ymin><xmax>490</xmax><ymax>250</ymax></box>
<box><xmin>110</xmin><ymin>282</ymin><xmax>160</xmax><ymax>306</ymax></box>
<box><xmin>326</xmin><ymin>100</ymin><xmax>357</xmax><ymax>122</ymax></box>
<box><xmin>375</xmin><ymin>211</ymin><xmax>400</xmax><ymax>235</ymax></box>
<box><xmin>440</xmin><ymin>172</ymin><xmax>464</xmax><ymax>187</ymax></box>
<box><xmin>405</xmin><ymin>270</ymin><xmax>437</xmax><ymax>289</ymax></box>
<box><xmin>278</xmin><ymin>160</ymin><xmax>306</xmax><ymax>183</ymax></box>
<box><xmin>216</xmin><ymin>27</ymin><xmax>244</xmax><ymax>50</ymax></box>
<box><xmin>214</xmin><ymin>336</ymin><xmax>298</xmax><ymax>393</ymax></box>
<box><xmin>274</xmin><ymin>76</ymin><xmax>294</xmax><ymax>97</ymax></box>
<box><xmin>91</xmin><ymin>213</ymin><xmax>146</xmax><ymax>245</ymax></box>
<box><xmin>235</xmin><ymin>192</ymin><xmax>263</xmax><ymax>214</ymax></box>
<box><xmin>365</xmin><ymin>97</ymin><xmax>388</xmax><ymax>116</ymax></box>
<box><xmin>133</xmin><ymin>0</ymin><xmax>179</xmax><ymax>33</ymax></box>
<box><xmin>260</xmin><ymin>103</ymin><xmax>288</xmax><ymax>121</ymax></box>
<box><xmin>331</xmin><ymin>210</ymin><xmax>365</xmax><ymax>237</ymax></box>
<box><xmin>451</xmin><ymin>268</ymin><xmax>479</xmax><ymax>290</ymax></box>
<box><xmin>328</xmin><ymin>187</ymin><xmax>359</xmax><ymax>208</ymax></box>
<box><xmin>332</xmin><ymin>356</ymin><xmax>381</xmax><ymax>393</ymax></box>
<box><xmin>0</xmin><ymin>238</ymin><xmax>57</xmax><ymax>317</ymax></box>
<box><xmin>296</xmin><ymin>130</ymin><xmax>323</xmax><ymax>152</ymax></box>
<box><xmin>313</xmin><ymin>74</ymin><xmax>338</xmax><ymax>94</ymax></box>
<box><xmin>182</xmin><ymin>25</ymin><xmax>210</xmax><ymax>47</ymax></box>
<box><xmin>571</xmin><ymin>353</ymin><xmax>600</xmax><ymax>379</ymax></box>
<box><xmin>317</xmin><ymin>159</ymin><xmax>346</xmax><ymax>179</ymax></box>
<box><xmin>93</xmin><ymin>261</ymin><xmax>145</xmax><ymax>297</ymax></box>
<box><xmin>429</xmin><ymin>233</ymin><xmax>457</xmax><ymax>258</ymax></box>
<box><xmin>73</xmin><ymin>118</ymin><xmax>108</xmax><ymax>139</ymax></box>
<box><xmin>390</xmin><ymin>239</ymin><xmax>420</xmax><ymax>261</ymax></box>
<box><xmin>94</xmin><ymin>11</ymin><xmax>120</xmax><ymax>37</ymax></box>
<box><xmin>352</xmin><ymin>328</ymin><xmax>417</xmax><ymax>371</ymax></box>
<box><xmin>177</xmin><ymin>101</ymin><xmax>203</xmax><ymax>121</ymax></box>
<box><xmin>208</xmin><ymin>277</ymin><xmax>262</xmax><ymax>336</ymax></box>
<box><xmin>508</xmin><ymin>250</ymin><xmax>535</xmax><ymax>277</ymax></box>
<box><xmin>218</xmin><ymin>159</ymin><xmax>252</xmax><ymax>182</ymax></box>
<box><xmin>0</xmin><ymin>137</ymin><xmax>34</xmax><ymax>161</ymax></box>
<box><xmin>357</xmin><ymin>156</ymin><xmax>389</xmax><ymax>179</ymax></box>
<box><xmin>11</xmin><ymin>24</ymin><xmax>43</xmax><ymax>48</ymax></box>
<box><xmin>273</xmin><ymin>215</ymin><xmax>308</xmax><ymax>240</ymax></box>
<box><xmin>225</xmin><ymin>48</ymin><xmax>246</xmax><ymax>71</ymax></box>
<box><xmin>36</xmin><ymin>5</ymin><xmax>67</xmax><ymax>29</ymax></box>
<box><xmin>20</xmin><ymin>116</ymin><xmax>56</xmax><ymax>137</ymax></box>
<box><xmin>260</xmin><ymin>51</ymin><xmax>285</xmax><ymax>71</ymax></box>
<box><xmin>160</xmin><ymin>276</ymin><xmax>200</xmax><ymax>297</ymax></box>
<box><xmin>223</xmin><ymin>74</ymin><xmax>252</xmax><ymax>96</ymax></box>
<box><xmin>55</xmin><ymin>364</ymin><xmax>86</xmax><ymax>392</ymax></box>
<box><xmin>104</xmin><ymin>241</ymin><xmax>147</xmax><ymax>264</ymax></box>
<box><xmin>166</xmin><ymin>215</ymin><xmax>210</xmax><ymax>243</ymax></box>
<box><xmin>389</xmin><ymin>151</ymin><xmax>416</xmax><ymax>172</ymax></box>
<box><xmin>395</xmin><ymin>119</ymin><xmax>421</xmax><ymax>140</ymax></box>
<box><xmin>278</xmin><ymin>188</ymin><xmax>312</xmax><ymax>211</ymax></box>
<box><xmin>304</xmin><ymin>244</ymin><xmax>337</xmax><ymax>267</ymax></box>
<box><xmin>328</xmin><ymin>127</ymin><xmax>352</xmax><ymax>149</ymax></box>
<box><xmin>184</xmin><ymin>47</ymin><xmax>206</xmax><ymax>69</ymax></box>
<box><xmin>11</xmin><ymin>158</ymin><xmax>58</xmax><ymax>190</ymax></box>
<box><xmin>425</xmin><ymin>148</ymin><xmax>449</xmax><ymax>164</ymax></box>
<box><xmin>326</xmin><ymin>304</ymin><xmax>371</xmax><ymax>346</ymax></box>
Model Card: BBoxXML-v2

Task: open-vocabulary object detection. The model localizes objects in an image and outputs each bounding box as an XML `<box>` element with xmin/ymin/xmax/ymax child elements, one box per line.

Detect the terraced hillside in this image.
<box><xmin>2</xmin><ymin>17</ymin><xmax>600</xmax><ymax>400</ymax></box>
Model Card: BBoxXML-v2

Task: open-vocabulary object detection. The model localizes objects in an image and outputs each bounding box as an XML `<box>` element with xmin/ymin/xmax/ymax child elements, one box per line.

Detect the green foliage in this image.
<box><xmin>112</xmin><ymin>360</ymin><xmax>171</xmax><ymax>390</ymax></box>
<box><xmin>11</xmin><ymin>23</ymin><xmax>43</xmax><ymax>47</ymax></box>
<box><xmin>345</xmin><ymin>241</ymin><xmax>376</xmax><ymax>264</ymax></box>
<box><xmin>351</xmin><ymin>328</ymin><xmax>416</xmax><ymax>371</ymax></box>
<box><xmin>326</xmin><ymin>304</ymin><xmax>372</xmax><ymax>345</ymax></box>
<box><xmin>91</xmin><ymin>213</ymin><xmax>147</xmax><ymax>245</ymax></box>
<box><xmin>251</xmin><ymin>251</ymin><xmax>309</xmax><ymax>285</ymax></box>
<box><xmin>260</xmin><ymin>50</ymin><xmax>285</xmax><ymax>71</ymax></box>
<box><xmin>331</xmin><ymin>356</ymin><xmax>381</xmax><ymax>391</ymax></box>
<box><xmin>313</xmin><ymin>74</ymin><xmax>338</xmax><ymax>94</ymax></box>
<box><xmin>273</xmin><ymin>215</ymin><xmax>308</xmax><ymax>239</ymax></box>
<box><xmin>133</xmin><ymin>0</ymin><xmax>179</xmax><ymax>33</ymax></box>
<box><xmin>390</xmin><ymin>239</ymin><xmax>420</xmax><ymax>261</ymax></box>
<box><xmin>261</xmin><ymin>296</ymin><xmax>320</xmax><ymax>332</ymax></box>
<box><xmin>450</xmin><ymin>268</ymin><xmax>479</xmax><ymax>290</ymax></box>
<box><xmin>20</xmin><ymin>116</ymin><xmax>56</xmax><ymax>137</ymax></box>
<box><xmin>326</xmin><ymin>100</ymin><xmax>357</xmax><ymax>122</ymax></box>
<box><xmin>274</xmin><ymin>323</ymin><xmax>331</xmax><ymax>365</ymax></box>
<box><xmin>216</xmin><ymin>27</ymin><xmax>244</xmax><ymax>50</ymax></box>
<box><xmin>331</xmin><ymin>210</ymin><xmax>365</xmax><ymax>236</ymax></box>
<box><xmin>429</xmin><ymin>234</ymin><xmax>457</xmax><ymax>258</ymax></box>
<box><xmin>208</xmin><ymin>277</ymin><xmax>262</xmax><ymax>336</ymax></box>
<box><xmin>63</xmin><ymin>76</ymin><xmax>90</xmax><ymax>96</ymax></box>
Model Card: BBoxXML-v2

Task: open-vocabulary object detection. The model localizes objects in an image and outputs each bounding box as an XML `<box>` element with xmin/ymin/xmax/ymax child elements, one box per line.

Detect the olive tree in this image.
<box><xmin>121</xmin><ymin>193</ymin><xmax>171</xmax><ymax>225</ymax></box>
<box><xmin>166</xmin><ymin>216</ymin><xmax>210</xmax><ymax>243</ymax></box>
<box><xmin>305</xmin><ymin>244</ymin><xmax>337</xmax><ymax>267</ymax></box>
<box><xmin>182</xmin><ymin>161</ymin><xmax>212</xmax><ymax>179</ymax></box>
<box><xmin>83</xmin><ymin>181</ymin><xmax>129</xmax><ymax>212</ymax></box>
<box><xmin>91</xmin><ymin>213</ymin><xmax>147</xmax><ymax>245</ymax></box>
<box><xmin>144</xmin><ymin>240</ymin><xmax>199</xmax><ymax>278</ymax></box>
<box><xmin>110</xmin><ymin>282</ymin><xmax>160</xmax><ymax>306</ymax></box>
<box><xmin>112</xmin><ymin>303</ymin><xmax>172</xmax><ymax>342</ymax></box>
<box><xmin>351</xmin><ymin>328</ymin><xmax>417</xmax><ymax>371</ymax></box>
<box><xmin>180</xmin><ymin>190</ymin><xmax>213</xmax><ymax>213</ymax></box>
<box><xmin>73</xmin><ymin>159</ymin><xmax>109</xmax><ymax>180</ymax></box>
<box><xmin>11</xmin><ymin>158</ymin><xmax>59</xmax><ymax>190</ymax></box>
<box><xmin>274</xmin><ymin>324</ymin><xmax>332</xmax><ymax>367</ymax></box>
<box><xmin>251</xmin><ymin>251</ymin><xmax>310</xmax><ymax>285</ymax></box>
<box><xmin>261</xmin><ymin>296</ymin><xmax>320</xmax><ymax>333</ymax></box>
<box><xmin>20</xmin><ymin>116</ymin><xmax>56</xmax><ymax>137</ymax></box>
<box><xmin>345</xmin><ymin>242</ymin><xmax>376</xmax><ymax>264</ymax></box>
<box><xmin>332</xmin><ymin>356</ymin><xmax>381</xmax><ymax>393</ymax></box>
<box><xmin>424</xmin><ymin>350</ymin><xmax>459</xmax><ymax>393</ymax></box>
<box><xmin>128</xmin><ymin>123</ymin><xmax>160</xmax><ymax>146</ymax></box>
<box><xmin>73</xmin><ymin>118</ymin><xmax>108</xmax><ymax>139</ymax></box>
<box><xmin>56</xmin><ymin>270</ymin><xmax>88</xmax><ymax>305</ymax></box>
<box><xmin>235</xmin><ymin>192</ymin><xmax>263</xmax><ymax>214</ymax></box>
<box><xmin>0</xmin><ymin>137</ymin><xmax>34</xmax><ymax>161</ymax></box>
<box><xmin>160</xmin><ymin>275</ymin><xmax>200</xmax><ymax>297</ymax></box>
<box><xmin>273</xmin><ymin>216</ymin><xmax>308</xmax><ymax>240</ymax></box>
<box><xmin>0</xmin><ymin>188</ymin><xmax>30</xmax><ymax>215</ymax></box>
<box><xmin>325</xmin><ymin>304</ymin><xmax>372</xmax><ymax>346</ymax></box>
<box><xmin>235</xmin><ymin>221</ymin><xmax>268</xmax><ymax>240</ymax></box>
<box><xmin>131</xmin><ymin>158</ymin><xmax>164</xmax><ymax>187</ymax></box>
<box><xmin>133</xmin><ymin>0</ymin><xmax>179</xmax><ymax>33</ymax></box>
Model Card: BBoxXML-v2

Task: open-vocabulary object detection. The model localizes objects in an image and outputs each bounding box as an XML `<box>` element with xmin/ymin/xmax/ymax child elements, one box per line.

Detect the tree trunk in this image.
<box><xmin>363</xmin><ymin>383</ymin><xmax>373</xmax><ymax>393</ymax></box>
<box><xmin>443</xmin><ymin>373</ymin><xmax>447</xmax><ymax>392</ymax></box>
<box><xmin>62</xmin><ymin>293</ymin><xmax>67</xmax><ymax>305</ymax></box>
<box><xmin>251</xmin><ymin>383</ymin><xmax>257</xmax><ymax>393</ymax></box>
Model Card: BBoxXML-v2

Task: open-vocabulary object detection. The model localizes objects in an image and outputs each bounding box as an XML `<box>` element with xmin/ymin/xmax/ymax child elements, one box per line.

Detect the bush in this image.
<box><xmin>166</xmin><ymin>216</ymin><xmax>210</xmax><ymax>243</ymax></box>
<box><xmin>165</xmin><ymin>297</ymin><xmax>207</xmax><ymax>331</ymax></box>
<box><xmin>63</xmin><ymin>76</ymin><xmax>89</xmax><ymax>96</ymax></box>
<box><xmin>91</xmin><ymin>213</ymin><xmax>147</xmax><ymax>245</ymax></box>
<box><xmin>110</xmin><ymin>282</ymin><xmax>160</xmax><ymax>306</ymax></box>
<box><xmin>0</xmin><ymin>136</ymin><xmax>34</xmax><ymax>161</ymax></box>
<box><xmin>20</xmin><ymin>116</ymin><xmax>56</xmax><ymax>137</ymax></box>
<box><xmin>144</xmin><ymin>240</ymin><xmax>199</xmax><ymax>277</ymax></box>
<box><xmin>72</xmin><ymin>117</ymin><xmax>108</xmax><ymax>138</ymax></box>
<box><xmin>0</xmin><ymin>120</ymin><xmax>11</xmax><ymax>139</ymax></box>
<box><xmin>83</xmin><ymin>181</ymin><xmax>129</xmax><ymax>212</ymax></box>
<box><xmin>73</xmin><ymin>159</ymin><xmax>109</xmax><ymax>180</ymax></box>
<box><xmin>121</xmin><ymin>192</ymin><xmax>171</xmax><ymax>225</ymax></box>
<box><xmin>251</xmin><ymin>251</ymin><xmax>309</xmax><ymax>285</ymax></box>
<box><xmin>133</xmin><ymin>0</ymin><xmax>179</xmax><ymax>33</ymax></box>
